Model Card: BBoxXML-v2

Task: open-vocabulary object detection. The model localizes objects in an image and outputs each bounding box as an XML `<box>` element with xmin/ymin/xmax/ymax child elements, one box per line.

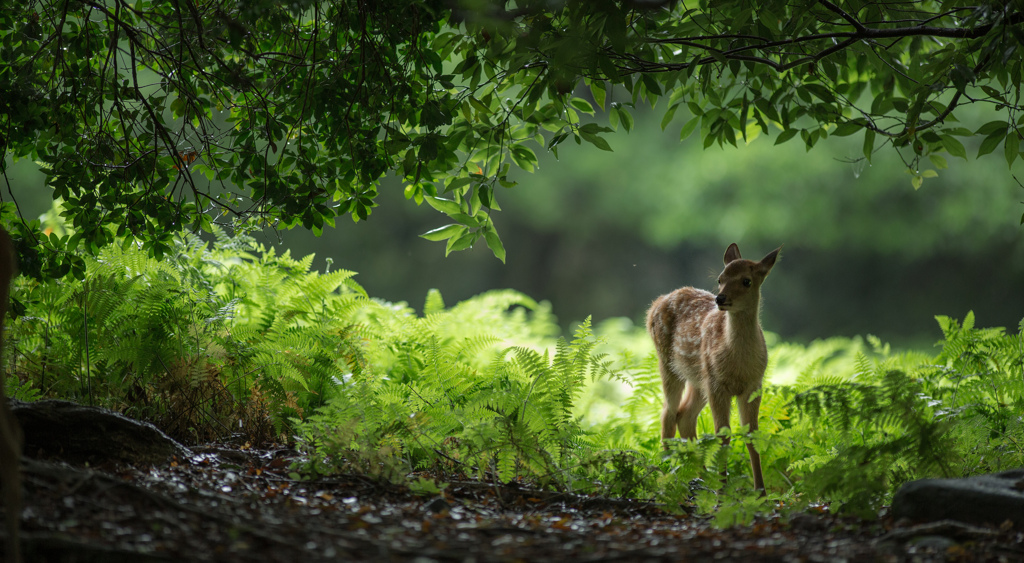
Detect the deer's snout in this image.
<box><xmin>715</xmin><ymin>294</ymin><xmax>728</xmax><ymax>307</ymax></box>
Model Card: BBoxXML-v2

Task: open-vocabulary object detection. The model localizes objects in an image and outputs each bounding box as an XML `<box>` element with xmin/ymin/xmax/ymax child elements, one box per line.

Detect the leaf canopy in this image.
<box><xmin>2</xmin><ymin>0</ymin><xmax>1023</xmax><ymax>275</ymax></box>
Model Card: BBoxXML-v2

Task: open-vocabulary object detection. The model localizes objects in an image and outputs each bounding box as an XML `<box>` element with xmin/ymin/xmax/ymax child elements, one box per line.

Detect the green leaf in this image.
<box><xmin>679</xmin><ymin>117</ymin><xmax>699</xmax><ymax>141</ymax></box>
<box><xmin>571</xmin><ymin>97</ymin><xmax>595</xmax><ymax>115</ymax></box>
<box><xmin>743</xmin><ymin>120</ymin><xmax>762</xmax><ymax>144</ymax></box>
<box><xmin>444</xmin><ymin>177</ymin><xmax>472</xmax><ymax>193</ymax></box>
<box><xmin>804</xmin><ymin>83</ymin><xmax>835</xmax><ymax>104</ymax></box>
<box><xmin>940</xmin><ymin>135</ymin><xmax>967</xmax><ymax>159</ymax></box>
<box><xmin>740</xmin><ymin>94</ymin><xmax>749</xmax><ymax>142</ymax></box>
<box><xmin>469</xmin><ymin>96</ymin><xmax>490</xmax><ymax>114</ymax></box>
<box><xmin>1005</xmin><ymin>131</ymin><xmax>1020</xmax><ymax>167</ymax></box>
<box><xmin>661</xmin><ymin>104</ymin><xmax>678</xmax><ymax>131</ymax></box>
<box><xmin>641</xmin><ymin>74</ymin><xmax>662</xmax><ymax>98</ymax></box>
<box><xmin>449</xmin><ymin>213</ymin><xmax>480</xmax><ymax>228</ymax></box>
<box><xmin>420</xmin><ymin>224</ymin><xmax>463</xmax><ymax>241</ymax></box>
<box><xmin>928</xmin><ymin>154</ymin><xmax>948</xmax><ymax>169</ymax></box>
<box><xmin>589</xmin><ymin>81</ymin><xmax>607</xmax><ymax>110</ymax></box>
<box><xmin>581</xmin><ymin>132</ymin><xmax>613</xmax><ymax>152</ymax></box>
<box><xmin>775</xmin><ymin>128</ymin><xmax>798</xmax><ymax>145</ymax></box>
<box><xmin>445</xmin><ymin>231</ymin><xmax>476</xmax><ymax>255</ymax></box>
<box><xmin>963</xmin><ymin>310</ymin><xmax>975</xmax><ymax>331</ymax></box>
<box><xmin>510</xmin><ymin>145</ymin><xmax>538</xmax><ymax>172</ymax></box>
<box><xmin>424</xmin><ymin>196</ymin><xmax>463</xmax><ymax>216</ymax></box>
<box><xmin>976</xmin><ymin>120</ymin><xmax>1009</xmax><ymax>136</ymax></box>
<box><xmin>615</xmin><ymin>107</ymin><xmax>634</xmax><ymax>132</ymax></box>
<box><xmin>832</xmin><ymin>121</ymin><xmax>862</xmax><ymax>137</ymax></box>
<box><xmin>862</xmin><ymin>129</ymin><xmax>876</xmax><ymax>162</ymax></box>
<box><xmin>578</xmin><ymin>123</ymin><xmax>612</xmax><ymax>135</ymax></box>
<box><xmin>484</xmin><ymin>228</ymin><xmax>506</xmax><ymax>263</ymax></box>
<box><xmin>911</xmin><ymin>174</ymin><xmax>923</xmax><ymax>190</ymax></box>
<box><xmin>666</xmin><ymin>86</ymin><xmax>688</xmax><ymax>110</ymax></box>
<box><xmin>724</xmin><ymin>122</ymin><xmax>738</xmax><ymax>147</ymax></box>
<box><xmin>977</xmin><ymin>131</ymin><xmax>1005</xmax><ymax>158</ymax></box>
<box><xmin>547</xmin><ymin>131</ymin><xmax>569</xmax><ymax>150</ymax></box>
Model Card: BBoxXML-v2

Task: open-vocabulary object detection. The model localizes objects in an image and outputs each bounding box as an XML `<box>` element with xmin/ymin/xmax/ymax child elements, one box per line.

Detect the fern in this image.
<box><xmin>294</xmin><ymin>293</ymin><xmax>621</xmax><ymax>493</ymax></box>
<box><xmin>12</xmin><ymin>219</ymin><xmax>1024</xmax><ymax>524</ymax></box>
<box><xmin>7</xmin><ymin>229</ymin><xmax>372</xmax><ymax>442</ymax></box>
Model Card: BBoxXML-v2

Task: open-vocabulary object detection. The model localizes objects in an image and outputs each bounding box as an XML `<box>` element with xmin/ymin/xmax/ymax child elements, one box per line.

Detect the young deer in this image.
<box><xmin>0</xmin><ymin>226</ymin><xmax>19</xmax><ymax>562</ymax></box>
<box><xmin>646</xmin><ymin>243</ymin><xmax>780</xmax><ymax>492</ymax></box>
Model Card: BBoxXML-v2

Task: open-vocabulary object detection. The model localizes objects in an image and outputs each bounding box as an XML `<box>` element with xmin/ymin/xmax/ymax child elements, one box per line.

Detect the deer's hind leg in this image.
<box><xmin>676</xmin><ymin>381</ymin><xmax>707</xmax><ymax>440</ymax></box>
<box><xmin>659</xmin><ymin>360</ymin><xmax>685</xmax><ymax>441</ymax></box>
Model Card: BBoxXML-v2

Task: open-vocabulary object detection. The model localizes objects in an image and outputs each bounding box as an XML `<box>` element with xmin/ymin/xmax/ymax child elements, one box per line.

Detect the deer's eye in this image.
<box><xmin>742</xmin><ymin>278</ymin><xmax>752</xmax><ymax>287</ymax></box>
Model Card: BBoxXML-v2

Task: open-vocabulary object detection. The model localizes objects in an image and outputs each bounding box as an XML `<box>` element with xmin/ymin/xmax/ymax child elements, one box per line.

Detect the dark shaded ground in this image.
<box><xmin>4</xmin><ymin>442</ymin><xmax>1024</xmax><ymax>563</ymax></box>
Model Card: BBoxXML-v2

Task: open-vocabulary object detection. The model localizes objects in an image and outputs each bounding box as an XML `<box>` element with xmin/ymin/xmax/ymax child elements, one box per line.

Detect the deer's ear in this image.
<box><xmin>759</xmin><ymin>246</ymin><xmax>782</xmax><ymax>273</ymax></box>
<box><xmin>724</xmin><ymin>243</ymin><xmax>741</xmax><ymax>264</ymax></box>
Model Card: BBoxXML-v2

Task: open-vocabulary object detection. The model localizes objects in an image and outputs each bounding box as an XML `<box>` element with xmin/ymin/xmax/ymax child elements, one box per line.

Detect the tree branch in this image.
<box><xmin>816</xmin><ymin>0</ymin><xmax>868</xmax><ymax>33</ymax></box>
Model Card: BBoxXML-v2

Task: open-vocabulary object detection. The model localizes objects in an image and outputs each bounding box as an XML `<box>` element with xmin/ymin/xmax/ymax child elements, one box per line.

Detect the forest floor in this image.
<box><xmin>10</xmin><ymin>440</ymin><xmax>1024</xmax><ymax>563</ymax></box>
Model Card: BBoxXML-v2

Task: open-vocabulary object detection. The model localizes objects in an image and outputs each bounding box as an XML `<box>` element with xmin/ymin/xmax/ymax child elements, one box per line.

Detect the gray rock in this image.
<box><xmin>891</xmin><ymin>469</ymin><xmax>1024</xmax><ymax>528</ymax></box>
<box><xmin>10</xmin><ymin>399</ymin><xmax>191</xmax><ymax>465</ymax></box>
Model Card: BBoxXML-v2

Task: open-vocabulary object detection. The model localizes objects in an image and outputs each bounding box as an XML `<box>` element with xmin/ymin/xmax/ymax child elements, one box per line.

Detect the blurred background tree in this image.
<box><xmin>273</xmin><ymin>103</ymin><xmax>1024</xmax><ymax>349</ymax></box>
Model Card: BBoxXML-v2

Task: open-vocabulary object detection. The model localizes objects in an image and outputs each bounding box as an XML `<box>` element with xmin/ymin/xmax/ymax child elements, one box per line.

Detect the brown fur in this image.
<box><xmin>0</xmin><ymin>226</ymin><xmax>20</xmax><ymax>562</ymax></box>
<box><xmin>646</xmin><ymin>243</ymin><xmax>780</xmax><ymax>491</ymax></box>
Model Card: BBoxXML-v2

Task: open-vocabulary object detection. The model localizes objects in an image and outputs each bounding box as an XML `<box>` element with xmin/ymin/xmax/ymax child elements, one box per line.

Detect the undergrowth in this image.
<box><xmin>5</xmin><ymin>228</ymin><xmax>368</xmax><ymax>443</ymax></box>
<box><xmin>4</xmin><ymin>227</ymin><xmax>1023</xmax><ymax>524</ymax></box>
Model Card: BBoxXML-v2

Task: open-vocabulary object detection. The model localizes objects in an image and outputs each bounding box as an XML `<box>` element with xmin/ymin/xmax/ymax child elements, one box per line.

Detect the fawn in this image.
<box><xmin>646</xmin><ymin>243</ymin><xmax>780</xmax><ymax>492</ymax></box>
<box><xmin>0</xmin><ymin>226</ymin><xmax>19</xmax><ymax>562</ymax></box>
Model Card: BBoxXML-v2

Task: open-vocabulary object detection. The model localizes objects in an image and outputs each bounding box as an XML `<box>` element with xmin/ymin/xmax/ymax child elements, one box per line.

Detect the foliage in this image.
<box><xmin>780</xmin><ymin>362</ymin><xmax>954</xmax><ymax>517</ymax></box>
<box><xmin>589</xmin><ymin>315</ymin><xmax>1024</xmax><ymax>520</ymax></box>
<box><xmin>6</xmin><ymin>227</ymin><xmax>369</xmax><ymax>443</ymax></box>
<box><xmin>763</xmin><ymin>313</ymin><xmax>1022</xmax><ymax>517</ymax></box>
<box><xmin>294</xmin><ymin>294</ymin><xmax>1024</xmax><ymax>521</ymax></box>
<box><xmin>933</xmin><ymin>312</ymin><xmax>1024</xmax><ymax>474</ymax></box>
<box><xmin>294</xmin><ymin>308</ymin><xmax>636</xmax><ymax>491</ymax></box>
<box><xmin>3</xmin><ymin>1</ymin><xmax>1024</xmax><ymax>276</ymax></box>
<box><xmin>7</xmin><ymin>223</ymin><xmax>1024</xmax><ymax>521</ymax></box>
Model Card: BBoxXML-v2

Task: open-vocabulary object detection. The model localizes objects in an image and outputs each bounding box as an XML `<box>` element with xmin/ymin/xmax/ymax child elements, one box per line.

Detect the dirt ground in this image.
<box><xmin>5</xmin><ymin>442</ymin><xmax>1024</xmax><ymax>563</ymax></box>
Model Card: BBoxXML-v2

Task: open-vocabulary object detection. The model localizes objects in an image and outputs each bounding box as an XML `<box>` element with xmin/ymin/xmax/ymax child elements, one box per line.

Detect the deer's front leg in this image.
<box><xmin>707</xmin><ymin>389</ymin><xmax>733</xmax><ymax>483</ymax></box>
<box><xmin>738</xmin><ymin>389</ymin><xmax>765</xmax><ymax>493</ymax></box>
